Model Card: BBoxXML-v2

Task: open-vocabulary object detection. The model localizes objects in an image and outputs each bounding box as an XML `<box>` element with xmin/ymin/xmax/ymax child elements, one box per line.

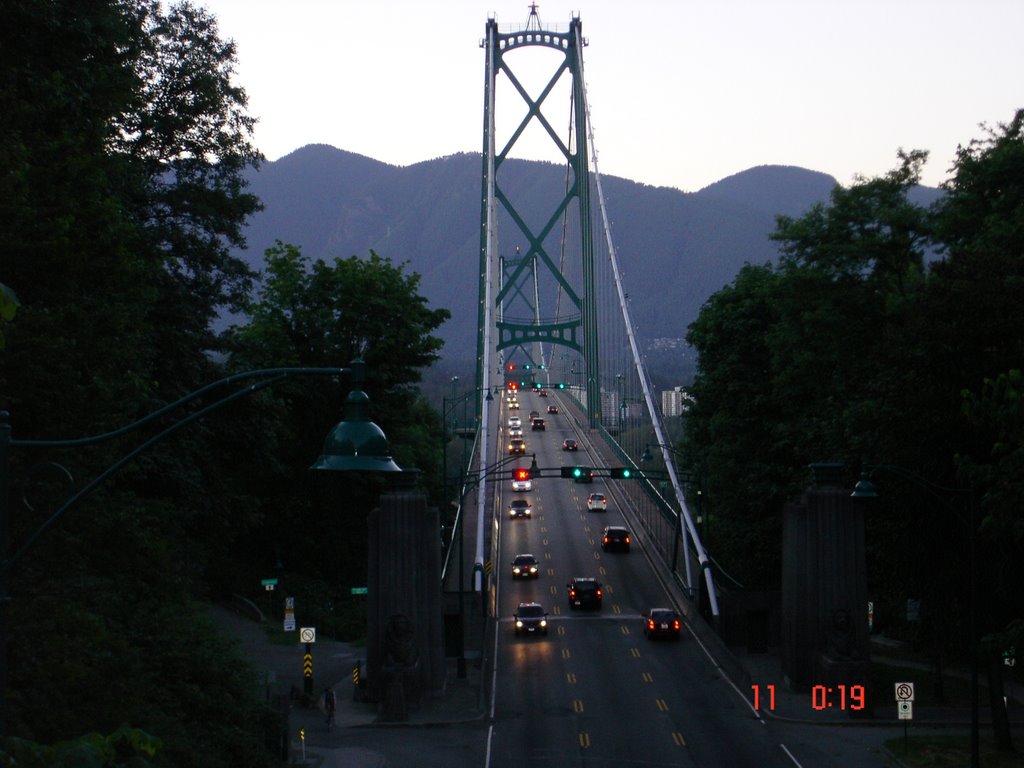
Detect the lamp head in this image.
<box><xmin>850</xmin><ymin>474</ymin><xmax>878</xmax><ymax>499</ymax></box>
<box><xmin>311</xmin><ymin>388</ymin><xmax>402</xmax><ymax>473</ymax></box>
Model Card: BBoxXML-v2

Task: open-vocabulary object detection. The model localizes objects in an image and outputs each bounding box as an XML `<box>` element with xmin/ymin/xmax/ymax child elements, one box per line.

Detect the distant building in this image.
<box><xmin>661</xmin><ymin>387</ymin><xmax>694</xmax><ymax>417</ymax></box>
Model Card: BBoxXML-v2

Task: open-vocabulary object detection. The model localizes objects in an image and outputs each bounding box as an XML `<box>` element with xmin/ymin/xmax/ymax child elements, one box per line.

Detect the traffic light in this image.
<box><xmin>515</xmin><ymin>468</ymin><xmax>531</xmax><ymax>482</ymax></box>
<box><xmin>532</xmin><ymin>382</ymin><xmax>542</xmax><ymax>390</ymax></box>
<box><xmin>506</xmin><ymin>363</ymin><xmax>516</xmax><ymax>371</ymax></box>
<box><xmin>557</xmin><ymin>383</ymin><xmax>566</xmax><ymax>390</ymax></box>
<box><xmin>609</xmin><ymin>468</ymin><xmax>635</xmax><ymax>479</ymax></box>
<box><xmin>561</xmin><ymin>466</ymin><xmax>592</xmax><ymax>482</ymax></box>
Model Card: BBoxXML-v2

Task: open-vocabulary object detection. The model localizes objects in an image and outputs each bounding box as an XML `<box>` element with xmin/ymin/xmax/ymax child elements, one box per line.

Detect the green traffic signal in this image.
<box><xmin>609</xmin><ymin>467</ymin><xmax>634</xmax><ymax>479</ymax></box>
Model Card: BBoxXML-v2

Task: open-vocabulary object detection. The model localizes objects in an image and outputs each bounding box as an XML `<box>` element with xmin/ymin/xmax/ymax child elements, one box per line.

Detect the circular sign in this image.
<box><xmin>895</xmin><ymin>682</ymin><xmax>914</xmax><ymax>701</ymax></box>
<box><xmin>300</xmin><ymin>627</ymin><xmax>316</xmax><ymax>643</ymax></box>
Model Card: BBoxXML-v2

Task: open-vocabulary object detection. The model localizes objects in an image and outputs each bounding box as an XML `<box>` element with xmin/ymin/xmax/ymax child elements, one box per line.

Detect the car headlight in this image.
<box><xmin>515</xmin><ymin>619</ymin><xmax>524</xmax><ymax>628</ymax></box>
<box><xmin>539</xmin><ymin>619</ymin><xmax>547</xmax><ymax>627</ymax></box>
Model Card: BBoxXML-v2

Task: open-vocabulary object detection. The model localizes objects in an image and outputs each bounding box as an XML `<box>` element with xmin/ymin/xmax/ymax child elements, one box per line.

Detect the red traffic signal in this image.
<box><xmin>515</xmin><ymin>468</ymin><xmax>531</xmax><ymax>481</ymax></box>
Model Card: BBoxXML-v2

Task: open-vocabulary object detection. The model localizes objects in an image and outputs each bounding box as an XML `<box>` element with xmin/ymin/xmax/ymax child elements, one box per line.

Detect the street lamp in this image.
<box><xmin>851</xmin><ymin>466</ymin><xmax>978</xmax><ymax>768</ymax></box>
<box><xmin>441</xmin><ymin>384</ymin><xmax>495</xmax><ymax>507</ymax></box>
<box><xmin>1</xmin><ymin>360</ymin><xmax>398</xmax><ymax>735</ymax></box>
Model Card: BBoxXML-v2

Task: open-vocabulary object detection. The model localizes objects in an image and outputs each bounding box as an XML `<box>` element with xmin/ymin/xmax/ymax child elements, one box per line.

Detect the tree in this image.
<box><xmin>1</xmin><ymin>2</ymin><xmax>277</xmax><ymax>762</ymax></box>
<box><xmin>221</xmin><ymin>242</ymin><xmax>450</xmax><ymax>632</ymax></box>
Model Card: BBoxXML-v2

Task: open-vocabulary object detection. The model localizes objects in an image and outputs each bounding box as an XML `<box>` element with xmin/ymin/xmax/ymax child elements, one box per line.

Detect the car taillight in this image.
<box><xmin>674</xmin><ymin>620</ymin><xmax>681</xmax><ymax>630</ymax></box>
<box><xmin>624</xmin><ymin>536</ymin><xmax>631</xmax><ymax>543</ymax></box>
<box><xmin>596</xmin><ymin>589</ymin><xmax>602</xmax><ymax>598</ymax></box>
<box><xmin>647</xmin><ymin>619</ymin><xmax>655</xmax><ymax>630</ymax></box>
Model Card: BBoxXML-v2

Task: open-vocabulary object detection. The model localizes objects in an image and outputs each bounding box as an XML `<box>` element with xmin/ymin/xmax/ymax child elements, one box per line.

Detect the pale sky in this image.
<box><xmin>200</xmin><ymin>0</ymin><xmax>1023</xmax><ymax>192</ymax></box>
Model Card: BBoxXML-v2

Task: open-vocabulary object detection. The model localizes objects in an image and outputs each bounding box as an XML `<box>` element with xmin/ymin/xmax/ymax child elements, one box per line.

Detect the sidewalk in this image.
<box><xmin>209</xmin><ymin>606</ymin><xmax>486</xmax><ymax>767</ymax></box>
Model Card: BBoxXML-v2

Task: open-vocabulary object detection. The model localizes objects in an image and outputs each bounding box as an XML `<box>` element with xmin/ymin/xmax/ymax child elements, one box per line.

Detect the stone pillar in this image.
<box><xmin>781</xmin><ymin>464</ymin><xmax>869</xmax><ymax>703</ymax></box>
<box><xmin>366</xmin><ymin>489</ymin><xmax>447</xmax><ymax>714</ymax></box>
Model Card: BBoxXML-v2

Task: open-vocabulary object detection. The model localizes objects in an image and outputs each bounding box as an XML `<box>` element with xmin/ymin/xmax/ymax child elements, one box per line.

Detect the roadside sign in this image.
<box><xmin>895</xmin><ymin>682</ymin><xmax>915</xmax><ymax>701</ymax></box>
<box><xmin>261</xmin><ymin>577</ymin><xmax>278</xmax><ymax>591</ymax></box>
<box><xmin>283</xmin><ymin>616</ymin><xmax>296</xmax><ymax>632</ymax></box>
<box><xmin>285</xmin><ymin>597</ymin><xmax>295</xmax><ymax>609</ymax></box>
<box><xmin>300</xmin><ymin>627</ymin><xmax>316</xmax><ymax>643</ymax></box>
<box><xmin>898</xmin><ymin>700</ymin><xmax>913</xmax><ymax>720</ymax></box>
<box><xmin>351</xmin><ymin>587</ymin><xmax>368</xmax><ymax>595</ymax></box>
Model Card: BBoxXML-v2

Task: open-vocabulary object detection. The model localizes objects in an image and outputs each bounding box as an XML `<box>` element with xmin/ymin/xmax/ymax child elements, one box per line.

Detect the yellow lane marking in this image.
<box><xmin>630</xmin><ymin>647</ymin><xmax>641</xmax><ymax>658</ymax></box>
<box><xmin>641</xmin><ymin>672</ymin><xmax>653</xmax><ymax>683</ymax></box>
<box><xmin>656</xmin><ymin>698</ymin><xmax>669</xmax><ymax>712</ymax></box>
<box><xmin>572</xmin><ymin>699</ymin><xmax>584</xmax><ymax>713</ymax></box>
<box><xmin>566</xmin><ymin>672</ymin><xmax>577</xmax><ymax>684</ymax></box>
<box><xmin>578</xmin><ymin>733</ymin><xmax>590</xmax><ymax>749</ymax></box>
<box><xmin>562</xmin><ymin>648</ymin><xmax>572</xmax><ymax>659</ymax></box>
<box><xmin>672</xmin><ymin>732</ymin><xmax>686</xmax><ymax>747</ymax></box>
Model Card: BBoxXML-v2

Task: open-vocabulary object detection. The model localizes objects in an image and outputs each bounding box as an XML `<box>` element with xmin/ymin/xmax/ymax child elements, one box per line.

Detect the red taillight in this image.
<box><xmin>596</xmin><ymin>589</ymin><xmax>602</xmax><ymax>598</ymax></box>
<box><xmin>624</xmin><ymin>536</ymin><xmax>631</xmax><ymax>543</ymax></box>
<box><xmin>647</xmin><ymin>620</ymin><xmax>655</xmax><ymax>629</ymax></box>
<box><xmin>674</xmin><ymin>620</ymin><xmax>681</xmax><ymax>630</ymax></box>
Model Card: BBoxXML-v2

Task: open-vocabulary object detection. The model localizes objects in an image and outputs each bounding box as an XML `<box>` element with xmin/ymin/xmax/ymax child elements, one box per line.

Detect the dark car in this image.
<box><xmin>562</xmin><ymin>439</ymin><xmax>578</xmax><ymax>451</ymax></box>
<box><xmin>511</xmin><ymin>553</ymin><xmax>540</xmax><ymax>579</ymax></box>
<box><xmin>514</xmin><ymin>602</ymin><xmax>548</xmax><ymax>636</ymax></box>
<box><xmin>643</xmin><ymin>608</ymin><xmax>682</xmax><ymax>640</ymax></box>
<box><xmin>538</xmin><ymin>389</ymin><xmax>548</xmax><ymax>397</ymax></box>
<box><xmin>601</xmin><ymin>525</ymin><xmax>631</xmax><ymax>552</ymax></box>
<box><xmin>508</xmin><ymin>498</ymin><xmax>532</xmax><ymax>519</ymax></box>
<box><xmin>508</xmin><ymin>438</ymin><xmax>526</xmax><ymax>454</ymax></box>
<box><xmin>546</xmin><ymin>405</ymin><xmax>559</xmax><ymax>414</ymax></box>
<box><xmin>567</xmin><ymin>577</ymin><xmax>603</xmax><ymax>610</ymax></box>
<box><xmin>530</xmin><ymin>417</ymin><xmax>545</xmax><ymax>431</ymax></box>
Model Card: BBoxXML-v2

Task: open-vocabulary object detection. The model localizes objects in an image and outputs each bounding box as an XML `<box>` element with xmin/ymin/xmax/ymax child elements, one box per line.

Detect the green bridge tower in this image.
<box><xmin>477</xmin><ymin>6</ymin><xmax>601</xmax><ymax>427</ymax></box>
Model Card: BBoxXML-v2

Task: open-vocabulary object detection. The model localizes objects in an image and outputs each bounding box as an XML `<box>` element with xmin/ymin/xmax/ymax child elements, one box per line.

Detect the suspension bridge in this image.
<box><xmin>443</xmin><ymin>5</ymin><xmax>723</xmax><ymax>649</ymax></box>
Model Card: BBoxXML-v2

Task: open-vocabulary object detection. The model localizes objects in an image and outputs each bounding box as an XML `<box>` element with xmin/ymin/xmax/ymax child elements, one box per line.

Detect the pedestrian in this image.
<box><xmin>323</xmin><ymin>686</ymin><xmax>336</xmax><ymax>729</ymax></box>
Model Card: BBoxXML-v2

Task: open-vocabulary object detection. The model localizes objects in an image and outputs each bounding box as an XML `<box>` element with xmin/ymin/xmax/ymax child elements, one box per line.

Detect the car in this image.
<box><xmin>508</xmin><ymin>416</ymin><xmax>521</xmax><ymax>428</ymax></box>
<box><xmin>538</xmin><ymin>390</ymin><xmax>548</xmax><ymax>397</ymax></box>
<box><xmin>530</xmin><ymin>418</ymin><xmax>545</xmax><ymax>431</ymax></box>
<box><xmin>511</xmin><ymin>553</ymin><xmax>540</xmax><ymax>579</ymax></box>
<box><xmin>509</xmin><ymin>400</ymin><xmax>519</xmax><ymax>410</ymax></box>
<box><xmin>508</xmin><ymin>438</ymin><xmax>526</xmax><ymax>454</ymax></box>
<box><xmin>601</xmin><ymin>525</ymin><xmax>631</xmax><ymax>552</ymax></box>
<box><xmin>643</xmin><ymin>608</ymin><xmax>682</xmax><ymax>640</ymax></box>
<box><xmin>574</xmin><ymin>468</ymin><xmax>593</xmax><ymax>484</ymax></box>
<box><xmin>529</xmin><ymin>411</ymin><xmax>540</xmax><ymax>419</ymax></box>
<box><xmin>586</xmin><ymin>493</ymin><xmax>607</xmax><ymax>512</ymax></box>
<box><xmin>508</xmin><ymin>498</ymin><xmax>532</xmax><ymax>518</ymax></box>
<box><xmin>509</xmin><ymin>426</ymin><xmax>523</xmax><ymax>438</ymax></box>
<box><xmin>567</xmin><ymin>577</ymin><xmax>603</xmax><ymax>610</ymax></box>
<box><xmin>546</xmin><ymin>405</ymin><xmax>559</xmax><ymax>414</ymax></box>
<box><xmin>514</xmin><ymin>602</ymin><xmax>548</xmax><ymax>636</ymax></box>
<box><xmin>512</xmin><ymin>472</ymin><xmax>532</xmax><ymax>492</ymax></box>
<box><xmin>562</xmin><ymin>439</ymin><xmax>578</xmax><ymax>451</ymax></box>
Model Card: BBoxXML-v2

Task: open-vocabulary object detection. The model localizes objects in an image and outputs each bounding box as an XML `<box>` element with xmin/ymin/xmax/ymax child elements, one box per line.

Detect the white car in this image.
<box><xmin>512</xmin><ymin>475</ymin><xmax>532</xmax><ymax>492</ymax></box>
<box><xmin>508</xmin><ymin>416</ymin><xmax>521</xmax><ymax>429</ymax></box>
<box><xmin>587</xmin><ymin>493</ymin><xmax>607</xmax><ymax>511</ymax></box>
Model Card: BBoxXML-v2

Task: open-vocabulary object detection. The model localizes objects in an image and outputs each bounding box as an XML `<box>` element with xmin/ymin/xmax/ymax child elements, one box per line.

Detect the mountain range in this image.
<box><xmin>231</xmin><ymin>145</ymin><xmax>938</xmax><ymax>385</ymax></box>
